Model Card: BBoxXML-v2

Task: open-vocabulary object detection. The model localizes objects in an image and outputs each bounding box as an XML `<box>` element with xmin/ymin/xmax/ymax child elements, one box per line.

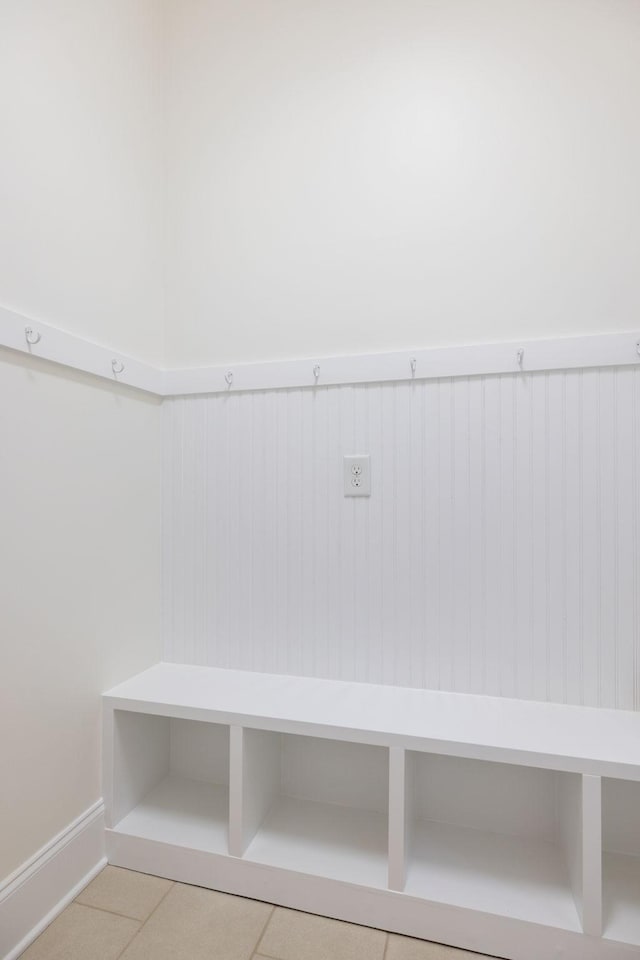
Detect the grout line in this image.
<box><xmin>74</xmin><ymin>901</ymin><xmax>156</xmax><ymax>924</ymax></box>
<box><xmin>112</xmin><ymin>880</ymin><xmax>175</xmax><ymax>960</ymax></box>
<box><xmin>73</xmin><ymin>868</ymin><xmax>175</xmax><ymax>926</ymax></box>
<box><xmin>382</xmin><ymin>931</ymin><xmax>390</xmax><ymax>960</ymax></box>
<box><xmin>251</xmin><ymin>913</ymin><xmax>391</xmax><ymax>960</ymax></box>
<box><xmin>250</xmin><ymin>903</ymin><xmax>276</xmax><ymax>958</ymax></box>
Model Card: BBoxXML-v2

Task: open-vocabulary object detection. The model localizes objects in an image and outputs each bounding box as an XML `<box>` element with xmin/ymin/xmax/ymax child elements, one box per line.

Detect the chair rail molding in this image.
<box><xmin>2</xmin><ymin>303</ymin><xmax>640</xmax><ymax>397</ymax></box>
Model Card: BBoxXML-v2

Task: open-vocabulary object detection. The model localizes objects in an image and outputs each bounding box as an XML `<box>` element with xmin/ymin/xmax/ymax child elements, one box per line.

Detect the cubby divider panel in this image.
<box><xmin>239</xmin><ymin>730</ymin><xmax>389</xmax><ymax>888</ymax></box>
<box><xmin>112</xmin><ymin>711</ymin><xmax>230</xmax><ymax>853</ymax></box>
<box><xmin>602</xmin><ymin>777</ymin><xmax>640</xmax><ymax>946</ymax></box>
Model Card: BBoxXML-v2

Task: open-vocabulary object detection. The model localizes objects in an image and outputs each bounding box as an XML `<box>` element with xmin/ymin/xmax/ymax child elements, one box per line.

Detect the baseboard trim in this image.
<box><xmin>0</xmin><ymin>801</ymin><xmax>106</xmax><ymax>960</ymax></box>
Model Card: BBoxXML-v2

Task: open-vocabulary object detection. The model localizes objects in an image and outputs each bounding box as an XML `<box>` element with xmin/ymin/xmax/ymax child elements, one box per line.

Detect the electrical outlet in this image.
<box><xmin>344</xmin><ymin>455</ymin><xmax>371</xmax><ymax>496</ymax></box>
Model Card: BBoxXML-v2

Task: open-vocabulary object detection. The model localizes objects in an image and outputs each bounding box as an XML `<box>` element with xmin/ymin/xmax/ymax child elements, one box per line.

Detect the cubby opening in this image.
<box><xmin>239</xmin><ymin>731</ymin><xmax>389</xmax><ymax>888</ymax></box>
<box><xmin>602</xmin><ymin>778</ymin><xmax>640</xmax><ymax>945</ymax></box>
<box><xmin>111</xmin><ymin>711</ymin><xmax>229</xmax><ymax>853</ymax></box>
<box><xmin>404</xmin><ymin>753</ymin><xmax>582</xmax><ymax>930</ymax></box>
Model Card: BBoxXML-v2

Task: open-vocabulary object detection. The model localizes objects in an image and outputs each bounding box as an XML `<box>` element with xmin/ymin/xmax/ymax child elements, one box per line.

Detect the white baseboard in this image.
<box><xmin>0</xmin><ymin>800</ymin><xmax>106</xmax><ymax>960</ymax></box>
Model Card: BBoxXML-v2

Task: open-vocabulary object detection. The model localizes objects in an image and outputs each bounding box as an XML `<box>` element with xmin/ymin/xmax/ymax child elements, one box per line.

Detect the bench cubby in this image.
<box><xmin>234</xmin><ymin>730</ymin><xmax>389</xmax><ymax>887</ymax></box>
<box><xmin>402</xmin><ymin>753</ymin><xmax>582</xmax><ymax>930</ymax></box>
<box><xmin>109</xmin><ymin>710</ymin><xmax>229</xmax><ymax>853</ymax></box>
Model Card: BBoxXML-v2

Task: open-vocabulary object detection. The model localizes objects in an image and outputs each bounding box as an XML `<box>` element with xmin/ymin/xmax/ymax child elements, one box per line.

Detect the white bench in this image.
<box><xmin>103</xmin><ymin>662</ymin><xmax>640</xmax><ymax>960</ymax></box>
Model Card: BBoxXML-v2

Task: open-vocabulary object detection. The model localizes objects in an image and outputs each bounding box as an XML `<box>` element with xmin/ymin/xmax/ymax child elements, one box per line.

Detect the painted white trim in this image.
<box><xmin>0</xmin><ymin>801</ymin><xmax>106</xmax><ymax>960</ymax></box>
<box><xmin>0</xmin><ymin>306</ymin><xmax>163</xmax><ymax>396</ymax></box>
<box><xmin>2</xmin><ymin>303</ymin><xmax>640</xmax><ymax>397</ymax></box>
<box><xmin>163</xmin><ymin>330</ymin><xmax>640</xmax><ymax>396</ymax></box>
<box><xmin>105</xmin><ymin>832</ymin><xmax>639</xmax><ymax>960</ymax></box>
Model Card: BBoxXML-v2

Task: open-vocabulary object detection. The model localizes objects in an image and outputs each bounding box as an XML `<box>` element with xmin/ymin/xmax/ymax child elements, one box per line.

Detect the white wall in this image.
<box><xmin>0</xmin><ymin>0</ymin><xmax>164</xmax><ymax>364</ymax></box>
<box><xmin>4</xmin><ymin>1</ymin><xmax>639</xmax><ymax>369</ymax></box>
<box><xmin>0</xmin><ymin>351</ymin><xmax>162</xmax><ymax>881</ymax></box>
<box><xmin>0</xmin><ymin>0</ymin><xmax>163</xmax><ymax>883</ymax></box>
<box><xmin>164</xmin><ymin>0</ymin><xmax>640</xmax><ymax>367</ymax></box>
<box><xmin>163</xmin><ymin>366</ymin><xmax>640</xmax><ymax>710</ymax></box>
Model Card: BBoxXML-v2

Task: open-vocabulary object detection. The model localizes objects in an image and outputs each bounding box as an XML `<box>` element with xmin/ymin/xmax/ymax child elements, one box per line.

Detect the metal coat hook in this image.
<box><xmin>516</xmin><ymin>348</ymin><xmax>524</xmax><ymax>369</ymax></box>
<box><xmin>410</xmin><ymin>357</ymin><xmax>417</xmax><ymax>378</ymax></box>
<box><xmin>25</xmin><ymin>327</ymin><xmax>41</xmax><ymax>346</ymax></box>
<box><xmin>225</xmin><ymin>371</ymin><xmax>234</xmax><ymax>388</ymax></box>
<box><xmin>313</xmin><ymin>364</ymin><xmax>320</xmax><ymax>382</ymax></box>
<box><xmin>636</xmin><ymin>339</ymin><xmax>640</xmax><ymax>358</ymax></box>
<box><xmin>111</xmin><ymin>359</ymin><xmax>125</xmax><ymax>375</ymax></box>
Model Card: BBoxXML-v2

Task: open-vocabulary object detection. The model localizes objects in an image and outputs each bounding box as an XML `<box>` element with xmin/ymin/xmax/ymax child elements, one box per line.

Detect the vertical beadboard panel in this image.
<box><xmin>483</xmin><ymin>376</ymin><xmax>501</xmax><ymax>697</ymax></box>
<box><xmin>563</xmin><ymin>371</ymin><xmax>583</xmax><ymax>706</ymax></box>
<box><xmin>466</xmin><ymin>378</ymin><xmax>483</xmax><ymax>695</ymax></box>
<box><xmin>365</xmin><ymin>385</ymin><xmax>383</xmax><ymax>685</ymax></box>
<box><xmin>498</xmin><ymin>375</ymin><xmax>516</xmax><ymax>697</ymax></box>
<box><xmin>581</xmin><ymin>370</ymin><xmax>600</xmax><ymax>707</ymax></box>
<box><xmin>598</xmin><ymin>371</ymin><xmax>617</xmax><ymax>708</ymax></box>
<box><xmin>451</xmin><ymin>378</ymin><xmax>470</xmax><ymax>693</ymax></box>
<box><xmin>616</xmin><ymin>369</ymin><xmax>635</xmax><ymax>711</ymax></box>
<box><xmin>162</xmin><ymin>366</ymin><xmax>640</xmax><ymax>709</ymax></box>
<box><xmin>547</xmin><ymin>372</ymin><xmax>566</xmax><ymax>706</ymax></box>
<box><xmin>423</xmin><ymin>380</ymin><xmax>440</xmax><ymax>689</ymax></box>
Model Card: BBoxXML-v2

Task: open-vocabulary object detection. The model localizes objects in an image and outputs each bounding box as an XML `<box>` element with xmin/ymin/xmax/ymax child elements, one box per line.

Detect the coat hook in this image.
<box><xmin>313</xmin><ymin>364</ymin><xmax>320</xmax><ymax>381</ymax></box>
<box><xmin>636</xmin><ymin>339</ymin><xmax>640</xmax><ymax>358</ymax></box>
<box><xmin>111</xmin><ymin>359</ymin><xmax>125</xmax><ymax>375</ymax></box>
<box><xmin>516</xmin><ymin>348</ymin><xmax>524</xmax><ymax>368</ymax></box>
<box><xmin>410</xmin><ymin>357</ymin><xmax>417</xmax><ymax>377</ymax></box>
<box><xmin>25</xmin><ymin>327</ymin><xmax>41</xmax><ymax>345</ymax></box>
<box><xmin>225</xmin><ymin>371</ymin><xmax>234</xmax><ymax>387</ymax></box>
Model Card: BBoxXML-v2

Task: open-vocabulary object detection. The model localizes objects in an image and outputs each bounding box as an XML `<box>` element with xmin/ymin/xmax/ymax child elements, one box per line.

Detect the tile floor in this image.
<box><xmin>20</xmin><ymin>866</ymin><xmax>494</xmax><ymax>960</ymax></box>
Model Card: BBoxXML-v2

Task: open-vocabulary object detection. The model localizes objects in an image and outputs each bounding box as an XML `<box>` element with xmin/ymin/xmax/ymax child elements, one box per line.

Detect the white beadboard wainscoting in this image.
<box><xmin>162</xmin><ymin>366</ymin><xmax>640</xmax><ymax>710</ymax></box>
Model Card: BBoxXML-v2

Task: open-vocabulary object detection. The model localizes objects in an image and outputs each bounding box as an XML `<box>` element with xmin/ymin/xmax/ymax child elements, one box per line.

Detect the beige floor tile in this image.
<box><xmin>20</xmin><ymin>902</ymin><xmax>139</xmax><ymax>960</ymax></box>
<box><xmin>76</xmin><ymin>865</ymin><xmax>172</xmax><ymax>920</ymax></box>
<box><xmin>387</xmin><ymin>933</ymin><xmax>489</xmax><ymax>959</ymax></box>
<box><xmin>119</xmin><ymin>883</ymin><xmax>272</xmax><ymax>960</ymax></box>
<box><xmin>258</xmin><ymin>907</ymin><xmax>386</xmax><ymax>960</ymax></box>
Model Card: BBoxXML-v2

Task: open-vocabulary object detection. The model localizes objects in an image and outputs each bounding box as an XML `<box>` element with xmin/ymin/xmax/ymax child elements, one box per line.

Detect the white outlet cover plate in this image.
<box><xmin>343</xmin><ymin>455</ymin><xmax>371</xmax><ymax>497</ymax></box>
